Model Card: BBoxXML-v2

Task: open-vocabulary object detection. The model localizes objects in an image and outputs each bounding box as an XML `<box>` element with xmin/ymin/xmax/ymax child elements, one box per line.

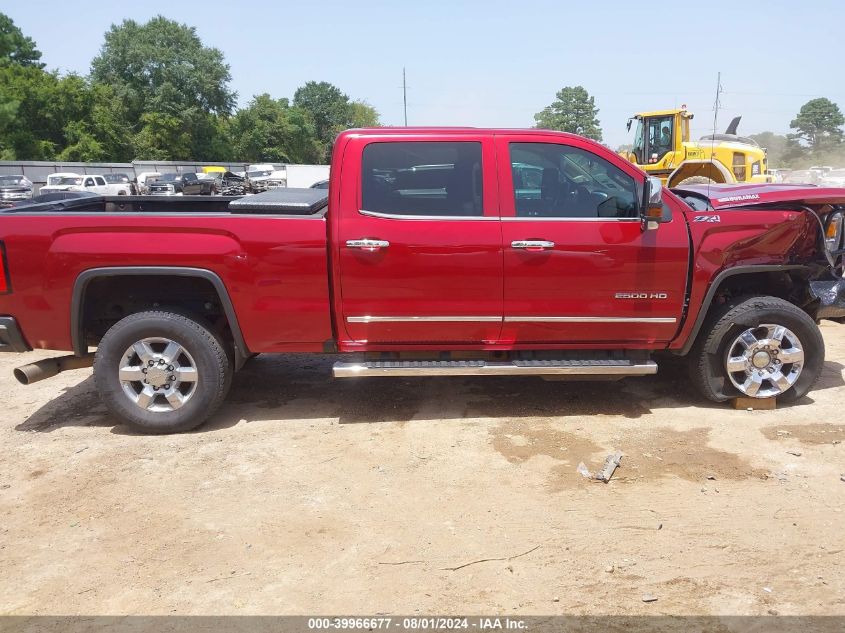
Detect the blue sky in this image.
<box><xmin>4</xmin><ymin>0</ymin><xmax>845</xmax><ymax>147</ymax></box>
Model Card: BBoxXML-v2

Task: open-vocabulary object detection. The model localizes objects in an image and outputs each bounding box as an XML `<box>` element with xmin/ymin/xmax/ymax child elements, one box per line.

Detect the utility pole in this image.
<box><xmin>712</xmin><ymin>71</ymin><xmax>722</xmax><ymax>136</ymax></box>
<box><xmin>403</xmin><ymin>67</ymin><xmax>408</xmax><ymax>126</ymax></box>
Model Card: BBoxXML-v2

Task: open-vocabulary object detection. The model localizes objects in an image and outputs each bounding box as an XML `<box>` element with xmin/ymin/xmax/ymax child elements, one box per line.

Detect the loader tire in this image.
<box><xmin>677</xmin><ymin>176</ymin><xmax>717</xmax><ymax>186</ymax></box>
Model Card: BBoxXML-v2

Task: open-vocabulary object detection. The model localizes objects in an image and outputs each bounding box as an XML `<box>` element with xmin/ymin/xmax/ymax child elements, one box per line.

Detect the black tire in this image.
<box><xmin>677</xmin><ymin>176</ymin><xmax>716</xmax><ymax>186</ymax></box>
<box><xmin>689</xmin><ymin>296</ymin><xmax>824</xmax><ymax>403</ymax></box>
<box><xmin>93</xmin><ymin>311</ymin><xmax>232</xmax><ymax>434</ymax></box>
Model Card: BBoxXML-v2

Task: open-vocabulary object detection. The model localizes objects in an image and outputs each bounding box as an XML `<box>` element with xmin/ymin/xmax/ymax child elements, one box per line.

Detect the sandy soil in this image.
<box><xmin>0</xmin><ymin>324</ymin><xmax>844</xmax><ymax>616</ymax></box>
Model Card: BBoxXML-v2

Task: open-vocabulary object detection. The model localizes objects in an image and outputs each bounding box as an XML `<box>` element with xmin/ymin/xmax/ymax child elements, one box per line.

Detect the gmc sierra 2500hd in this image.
<box><xmin>1</xmin><ymin>128</ymin><xmax>844</xmax><ymax>433</ymax></box>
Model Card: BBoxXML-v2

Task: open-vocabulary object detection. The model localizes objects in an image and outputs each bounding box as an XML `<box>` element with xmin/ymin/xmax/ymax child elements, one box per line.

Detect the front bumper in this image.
<box><xmin>810</xmin><ymin>277</ymin><xmax>845</xmax><ymax>321</ymax></box>
<box><xmin>0</xmin><ymin>317</ymin><xmax>32</xmax><ymax>353</ymax></box>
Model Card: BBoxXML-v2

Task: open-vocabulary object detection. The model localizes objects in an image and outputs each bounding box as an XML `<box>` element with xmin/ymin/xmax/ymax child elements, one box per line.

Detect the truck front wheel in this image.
<box><xmin>689</xmin><ymin>296</ymin><xmax>824</xmax><ymax>403</ymax></box>
<box><xmin>93</xmin><ymin>311</ymin><xmax>232</xmax><ymax>433</ymax></box>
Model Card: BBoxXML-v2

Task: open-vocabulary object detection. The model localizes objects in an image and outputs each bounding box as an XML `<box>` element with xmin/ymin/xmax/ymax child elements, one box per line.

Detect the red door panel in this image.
<box><xmin>496</xmin><ymin>134</ymin><xmax>689</xmax><ymax>345</ymax></box>
<box><xmin>336</xmin><ymin>134</ymin><xmax>503</xmax><ymax>346</ymax></box>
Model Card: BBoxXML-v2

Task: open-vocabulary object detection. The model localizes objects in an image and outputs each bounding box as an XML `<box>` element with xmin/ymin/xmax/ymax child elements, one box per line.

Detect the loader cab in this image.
<box><xmin>627</xmin><ymin>108</ymin><xmax>693</xmax><ymax>166</ymax></box>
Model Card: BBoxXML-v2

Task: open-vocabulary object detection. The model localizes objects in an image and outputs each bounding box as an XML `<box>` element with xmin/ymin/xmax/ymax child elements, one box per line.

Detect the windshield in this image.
<box><xmin>57</xmin><ymin>177</ymin><xmax>83</xmax><ymax>186</ymax></box>
<box><xmin>104</xmin><ymin>174</ymin><xmax>129</xmax><ymax>183</ymax></box>
<box><xmin>647</xmin><ymin>116</ymin><xmax>674</xmax><ymax>160</ymax></box>
<box><xmin>0</xmin><ymin>176</ymin><xmax>28</xmax><ymax>186</ymax></box>
<box><xmin>248</xmin><ymin>170</ymin><xmax>272</xmax><ymax>178</ymax></box>
<box><xmin>158</xmin><ymin>173</ymin><xmax>180</xmax><ymax>182</ymax></box>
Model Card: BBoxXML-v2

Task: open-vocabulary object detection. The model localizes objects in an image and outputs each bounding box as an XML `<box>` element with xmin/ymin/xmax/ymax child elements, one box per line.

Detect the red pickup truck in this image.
<box><xmin>1</xmin><ymin>128</ymin><xmax>844</xmax><ymax>433</ymax></box>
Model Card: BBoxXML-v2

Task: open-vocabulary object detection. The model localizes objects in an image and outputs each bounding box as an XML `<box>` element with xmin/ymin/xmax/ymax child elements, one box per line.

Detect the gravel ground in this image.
<box><xmin>0</xmin><ymin>324</ymin><xmax>844</xmax><ymax>616</ymax></box>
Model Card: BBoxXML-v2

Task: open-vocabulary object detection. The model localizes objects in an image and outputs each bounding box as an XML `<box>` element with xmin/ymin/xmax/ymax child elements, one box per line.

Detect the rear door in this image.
<box><xmin>335</xmin><ymin>134</ymin><xmax>503</xmax><ymax>346</ymax></box>
<box><xmin>497</xmin><ymin>133</ymin><xmax>689</xmax><ymax>344</ymax></box>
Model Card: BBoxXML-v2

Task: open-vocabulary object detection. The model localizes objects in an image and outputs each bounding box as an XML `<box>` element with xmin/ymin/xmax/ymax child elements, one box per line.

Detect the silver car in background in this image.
<box><xmin>0</xmin><ymin>175</ymin><xmax>33</xmax><ymax>207</ymax></box>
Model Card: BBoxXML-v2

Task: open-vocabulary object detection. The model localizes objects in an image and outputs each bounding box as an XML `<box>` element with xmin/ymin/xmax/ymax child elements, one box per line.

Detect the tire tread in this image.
<box><xmin>93</xmin><ymin>310</ymin><xmax>231</xmax><ymax>433</ymax></box>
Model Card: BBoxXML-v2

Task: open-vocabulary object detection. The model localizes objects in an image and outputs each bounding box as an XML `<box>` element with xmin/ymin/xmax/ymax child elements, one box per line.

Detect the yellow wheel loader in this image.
<box><xmin>621</xmin><ymin>107</ymin><xmax>772</xmax><ymax>187</ymax></box>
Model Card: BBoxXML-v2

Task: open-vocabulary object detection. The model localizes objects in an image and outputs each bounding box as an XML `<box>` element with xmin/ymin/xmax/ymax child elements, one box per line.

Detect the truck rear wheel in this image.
<box><xmin>93</xmin><ymin>311</ymin><xmax>232</xmax><ymax>434</ymax></box>
<box><xmin>689</xmin><ymin>296</ymin><xmax>824</xmax><ymax>403</ymax></box>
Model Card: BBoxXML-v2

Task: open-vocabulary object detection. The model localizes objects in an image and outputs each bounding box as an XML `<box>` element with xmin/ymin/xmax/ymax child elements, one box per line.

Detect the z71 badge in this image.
<box><xmin>693</xmin><ymin>215</ymin><xmax>721</xmax><ymax>223</ymax></box>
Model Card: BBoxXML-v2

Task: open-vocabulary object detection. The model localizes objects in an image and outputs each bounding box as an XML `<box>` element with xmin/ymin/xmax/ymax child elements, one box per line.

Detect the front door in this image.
<box><xmin>336</xmin><ymin>136</ymin><xmax>503</xmax><ymax>347</ymax></box>
<box><xmin>497</xmin><ymin>134</ymin><xmax>689</xmax><ymax>345</ymax></box>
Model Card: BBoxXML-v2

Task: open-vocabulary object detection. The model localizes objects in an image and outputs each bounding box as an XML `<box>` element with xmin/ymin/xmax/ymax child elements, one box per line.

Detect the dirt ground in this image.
<box><xmin>1</xmin><ymin>324</ymin><xmax>844</xmax><ymax>617</ymax></box>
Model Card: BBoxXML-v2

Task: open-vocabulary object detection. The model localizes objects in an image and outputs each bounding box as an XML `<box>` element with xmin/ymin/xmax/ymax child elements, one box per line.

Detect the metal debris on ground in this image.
<box><xmin>595</xmin><ymin>452</ymin><xmax>623</xmax><ymax>483</ymax></box>
<box><xmin>786</xmin><ymin>451</ymin><xmax>802</xmax><ymax>457</ymax></box>
<box><xmin>642</xmin><ymin>593</ymin><xmax>658</xmax><ymax>603</ymax></box>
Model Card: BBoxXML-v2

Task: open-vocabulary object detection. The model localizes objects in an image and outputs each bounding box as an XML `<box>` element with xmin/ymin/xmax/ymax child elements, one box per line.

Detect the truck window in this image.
<box><xmin>183</xmin><ymin>173</ymin><xmax>197</xmax><ymax>182</ymax></box>
<box><xmin>84</xmin><ymin>177</ymin><xmax>96</xmax><ymax>188</ymax></box>
<box><xmin>509</xmin><ymin>143</ymin><xmax>638</xmax><ymax>219</ymax></box>
<box><xmin>361</xmin><ymin>141</ymin><xmax>483</xmax><ymax>216</ymax></box>
<box><xmin>94</xmin><ymin>176</ymin><xmax>106</xmax><ymax>186</ymax></box>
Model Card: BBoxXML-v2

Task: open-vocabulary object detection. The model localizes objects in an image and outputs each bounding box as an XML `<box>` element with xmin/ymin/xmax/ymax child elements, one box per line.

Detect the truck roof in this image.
<box><xmin>341</xmin><ymin>127</ymin><xmax>586</xmax><ymax>140</ymax></box>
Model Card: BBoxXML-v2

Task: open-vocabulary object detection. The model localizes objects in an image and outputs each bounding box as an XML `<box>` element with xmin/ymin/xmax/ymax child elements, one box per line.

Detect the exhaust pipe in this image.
<box><xmin>14</xmin><ymin>353</ymin><xmax>95</xmax><ymax>385</ymax></box>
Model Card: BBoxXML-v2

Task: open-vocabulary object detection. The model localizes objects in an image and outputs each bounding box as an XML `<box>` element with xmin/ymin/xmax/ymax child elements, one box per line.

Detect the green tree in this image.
<box><xmin>0</xmin><ymin>65</ymin><xmax>95</xmax><ymax>160</ymax></box>
<box><xmin>88</xmin><ymin>83</ymin><xmax>134</xmax><ymax>161</ymax></box>
<box><xmin>789</xmin><ymin>98</ymin><xmax>844</xmax><ymax>150</ymax></box>
<box><xmin>349</xmin><ymin>100</ymin><xmax>380</xmax><ymax>128</ymax></box>
<box><xmin>133</xmin><ymin>111</ymin><xmax>192</xmax><ymax>160</ymax></box>
<box><xmin>293</xmin><ymin>81</ymin><xmax>350</xmax><ymax>159</ymax></box>
<box><xmin>228</xmin><ymin>94</ymin><xmax>321</xmax><ymax>164</ymax></box>
<box><xmin>91</xmin><ymin>16</ymin><xmax>235</xmax><ymax>160</ymax></box>
<box><xmin>534</xmin><ymin>86</ymin><xmax>602</xmax><ymax>141</ymax></box>
<box><xmin>91</xmin><ymin>16</ymin><xmax>235</xmax><ymax>118</ymax></box>
<box><xmin>293</xmin><ymin>82</ymin><xmax>380</xmax><ymax>161</ymax></box>
<box><xmin>0</xmin><ymin>13</ymin><xmax>44</xmax><ymax>68</ymax></box>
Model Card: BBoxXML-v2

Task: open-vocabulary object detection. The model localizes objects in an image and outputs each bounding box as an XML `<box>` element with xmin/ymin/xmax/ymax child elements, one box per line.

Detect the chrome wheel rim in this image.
<box><xmin>119</xmin><ymin>337</ymin><xmax>198</xmax><ymax>412</ymax></box>
<box><xmin>725</xmin><ymin>324</ymin><xmax>804</xmax><ymax>398</ymax></box>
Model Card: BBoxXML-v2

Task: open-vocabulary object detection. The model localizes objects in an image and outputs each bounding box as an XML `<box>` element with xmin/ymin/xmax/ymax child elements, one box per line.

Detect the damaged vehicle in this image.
<box><xmin>218</xmin><ymin>171</ymin><xmax>247</xmax><ymax>196</ymax></box>
<box><xmin>0</xmin><ymin>175</ymin><xmax>33</xmax><ymax>207</ymax></box>
<box><xmin>246</xmin><ymin>164</ymin><xmax>286</xmax><ymax>193</ymax></box>
<box><xmin>0</xmin><ymin>128</ymin><xmax>843</xmax><ymax>434</ymax></box>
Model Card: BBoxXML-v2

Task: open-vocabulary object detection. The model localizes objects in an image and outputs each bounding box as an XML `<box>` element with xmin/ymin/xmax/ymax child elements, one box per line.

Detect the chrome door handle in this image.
<box><xmin>346</xmin><ymin>238</ymin><xmax>390</xmax><ymax>251</ymax></box>
<box><xmin>511</xmin><ymin>240</ymin><xmax>555</xmax><ymax>250</ymax></box>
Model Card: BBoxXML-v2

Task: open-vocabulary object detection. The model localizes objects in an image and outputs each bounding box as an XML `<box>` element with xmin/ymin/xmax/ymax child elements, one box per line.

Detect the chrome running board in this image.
<box><xmin>333</xmin><ymin>359</ymin><xmax>657</xmax><ymax>378</ymax></box>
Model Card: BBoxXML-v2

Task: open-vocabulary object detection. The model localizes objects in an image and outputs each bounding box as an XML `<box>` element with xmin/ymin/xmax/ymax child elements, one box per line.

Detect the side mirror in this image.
<box><xmin>641</xmin><ymin>176</ymin><xmax>664</xmax><ymax>231</ymax></box>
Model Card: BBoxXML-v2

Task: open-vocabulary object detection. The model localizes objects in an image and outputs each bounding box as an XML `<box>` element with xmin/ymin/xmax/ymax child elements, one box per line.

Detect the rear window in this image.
<box><xmin>362</xmin><ymin>141</ymin><xmax>483</xmax><ymax>216</ymax></box>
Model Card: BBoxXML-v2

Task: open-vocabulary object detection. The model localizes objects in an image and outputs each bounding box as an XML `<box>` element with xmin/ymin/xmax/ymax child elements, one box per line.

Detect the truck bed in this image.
<box><xmin>1</xmin><ymin>188</ymin><xmax>329</xmax><ymax>216</ymax></box>
<box><xmin>0</xmin><ymin>190</ymin><xmax>334</xmax><ymax>353</ymax></box>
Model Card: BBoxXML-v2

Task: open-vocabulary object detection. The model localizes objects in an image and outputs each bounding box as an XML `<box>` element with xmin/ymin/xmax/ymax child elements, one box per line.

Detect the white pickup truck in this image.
<box><xmin>40</xmin><ymin>174</ymin><xmax>110</xmax><ymax>195</ymax></box>
<box><xmin>40</xmin><ymin>173</ymin><xmax>132</xmax><ymax>196</ymax></box>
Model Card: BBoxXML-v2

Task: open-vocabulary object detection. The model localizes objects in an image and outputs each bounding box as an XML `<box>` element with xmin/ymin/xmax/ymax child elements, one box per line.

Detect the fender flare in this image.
<box><xmin>70</xmin><ymin>266</ymin><xmax>250</xmax><ymax>362</ymax></box>
<box><xmin>676</xmin><ymin>264</ymin><xmax>810</xmax><ymax>355</ymax></box>
<box><xmin>668</xmin><ymin>160</ymin><xmax>734</xmax><ymax>187</ymax></box>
